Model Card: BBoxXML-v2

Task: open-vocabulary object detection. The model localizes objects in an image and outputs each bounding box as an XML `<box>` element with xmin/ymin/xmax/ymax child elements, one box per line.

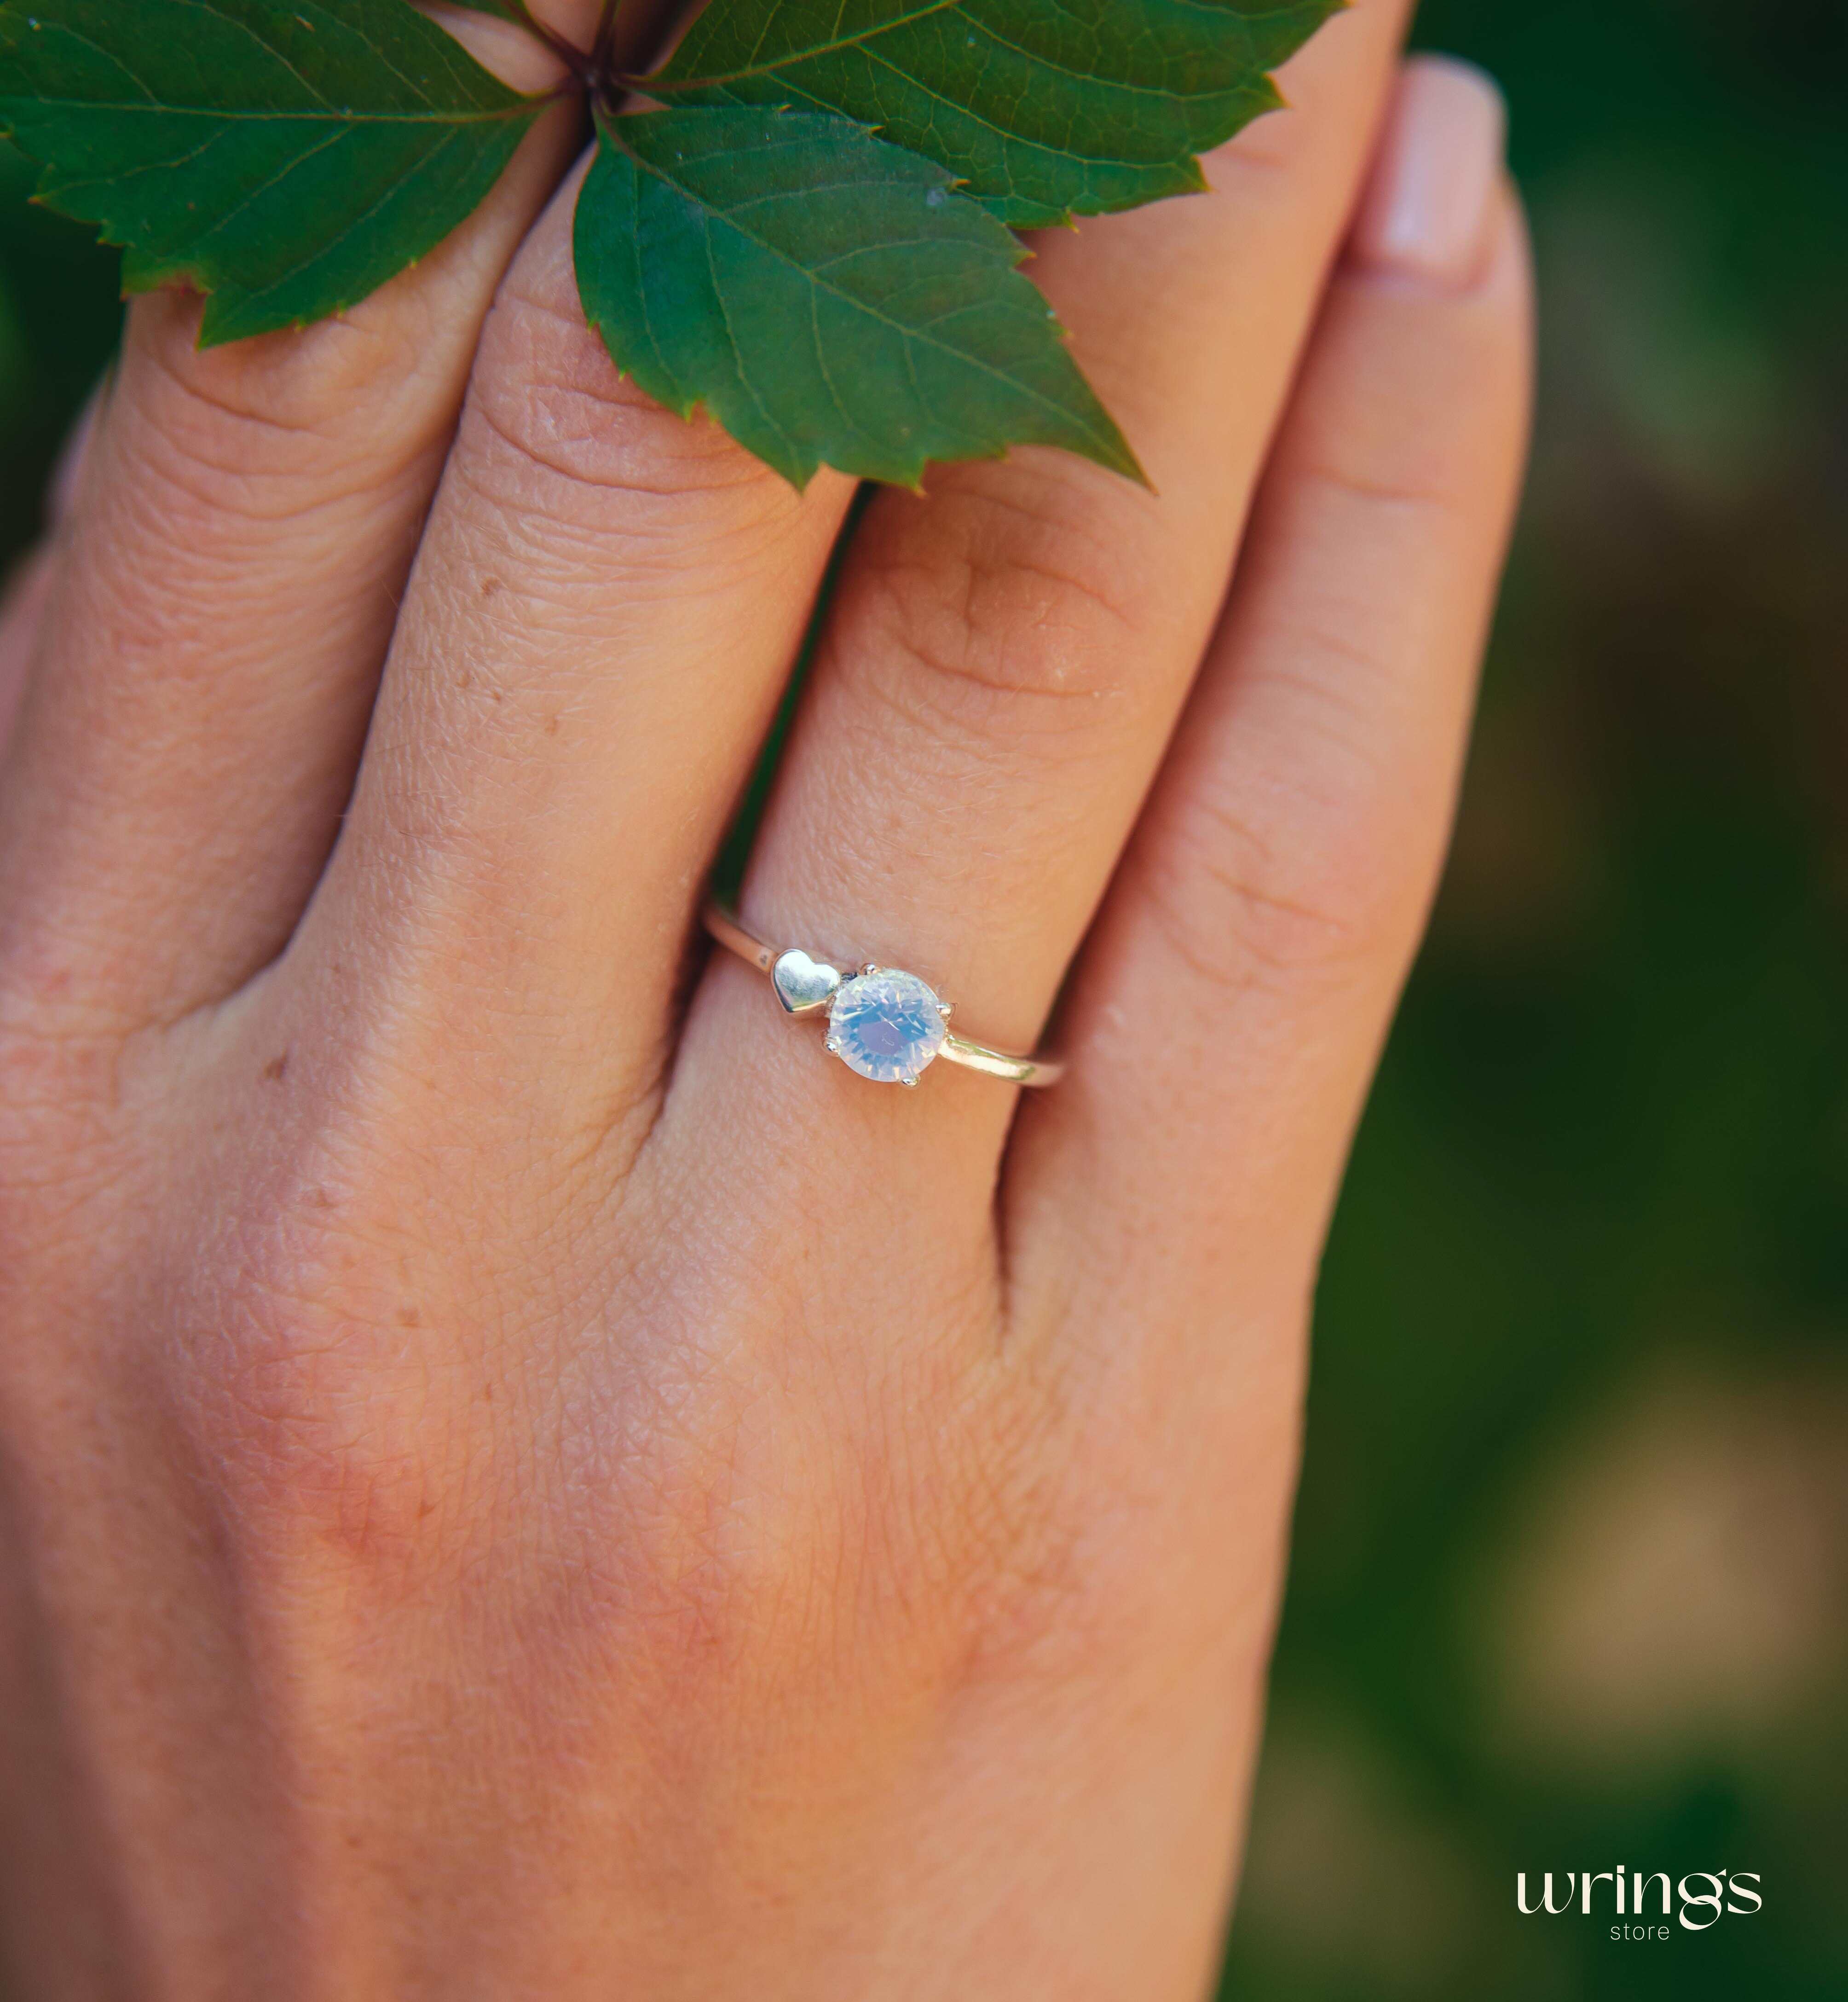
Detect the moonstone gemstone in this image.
<box><xmin>827</xmin><ymin>968</ymin><xmax>948</xmax><ymax>1085</ymax></box>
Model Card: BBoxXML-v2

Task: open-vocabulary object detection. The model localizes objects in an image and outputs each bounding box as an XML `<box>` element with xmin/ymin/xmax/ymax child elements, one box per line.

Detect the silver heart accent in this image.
<box><xmin>772</xmin><ymin>948</ymin><xmax>843</xmax><ymax>1016</ymax></box>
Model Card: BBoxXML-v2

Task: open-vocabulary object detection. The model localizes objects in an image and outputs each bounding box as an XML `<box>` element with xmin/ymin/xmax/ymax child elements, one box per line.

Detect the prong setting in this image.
<box><xmin>825</xmin><ymin>966</ymin><xmax>950</xmax><ymax>1085</ymax></box>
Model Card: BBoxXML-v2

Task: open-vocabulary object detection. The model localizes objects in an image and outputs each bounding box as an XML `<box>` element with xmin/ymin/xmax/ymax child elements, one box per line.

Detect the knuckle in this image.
<box><xmin>165</xmin><ymin>1148</ymin><xmax>495</xmax><ymax>1587</ymax></box>
<box><xmin>158</xmin><ymin>1092</ymin><xmax>624</xmax><ymax>1600</ymax></box>
<box><xmin>1141</xmin><ymin>736</ymin><xmax>1411</xmax><ymax>994</ymax></box>
<box><xmin>187</xmin><ymin>1294</ymin><xmax>470</xmax><ymax>1597</ymax></box>
<box><xmin>455</xmin><ymin>255</ymin><xmax>797</xmax><ymax>556</ymax></box>
<box><xmin>1293</xmin><ymin>453</ymin><xmax>1477</xmax><ymax>529</ymax></box>
<box><xmin>840</xmin><ymin>473</ymin><xmax>1172</xmax><ymax>754</ymax></box>
<box><xmin>126</xmin><ymin>289</ymin><xmax>450</xmax><ymax>525</ymax></box>
<box><xmin>1210</xmin><ymin>94</ymin><xmax>1319</xmax><ymax>185</ymax></box>
<box><xmin>1294</xmin><ymin>272</ymin><xmax>1534</xmax><ymax>523</ymax></box>
<box><xmin>551</xmin><ymin>1264</ymin><xmax>1030</xmax><ymax>1703</ymax></box>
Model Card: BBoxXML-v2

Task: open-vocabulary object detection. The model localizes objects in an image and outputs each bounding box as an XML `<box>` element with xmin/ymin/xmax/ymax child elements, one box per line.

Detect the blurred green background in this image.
<box><xmin>1223</xmin><ymin>1</ymin><xmax>1848</xmax><ymax>1997</ymax></box>
<box><xmin>1</xmin><ymin>1</ymin><xmax>1843</xmax><ymax>1995</ymax></box>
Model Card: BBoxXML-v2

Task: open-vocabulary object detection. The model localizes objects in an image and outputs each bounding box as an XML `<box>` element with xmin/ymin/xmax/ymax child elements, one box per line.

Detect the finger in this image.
<box><xmin>670</xmin><ymin>0</ymin><xmax>1416</xmax><ymax>1180</ymax></box>
<box><xmin>421</xmin><ymin>0</ymin><xmax>671</xmax><ymax>71</ymax></box>
<box><xmin>1018</xmin><ymin>64</ymin><xmax>1534</xmax><ymax>1369</ymax></box>
<box><xmin>0</xmin><ymin>33</ymin><xmax>580</xmax><ymax>1031</ymax></box>
<box><xmin>277</xmin><ymin>159</ymin><xmax>857</xmax><ymax>1129</ymax></box>
<box><xmin>0</xmin><ymin>549</ymin><xmax>53</xmax><ymax>758</ymax></box>
<box><xmin>45</xmin><ymin>376</ymin><xmax>105</xmax><ymax>529</ymax></box>
<box><xmin>0</xmin><ymin>382</ymin><xmax>106</xmax><ymax>759</ymax></box>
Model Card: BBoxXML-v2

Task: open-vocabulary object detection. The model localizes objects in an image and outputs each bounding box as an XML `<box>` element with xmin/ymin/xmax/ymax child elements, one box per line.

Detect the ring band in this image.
<box><xmin>703</xmin><ymin>899</ymin><xmax>1064</xmax><ymax>1089</ymax></box>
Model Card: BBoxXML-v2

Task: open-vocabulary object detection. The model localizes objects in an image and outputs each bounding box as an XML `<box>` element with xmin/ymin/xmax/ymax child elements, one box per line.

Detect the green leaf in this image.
<box><xmin>0</xmin><ymin>0</ymin><xmax>543</xmax><ymax>345</ymax></box>
<box><xmin>575</xmin><ymin>104</ymin><xmax>1141</xmax><ymax>490</ymax></box>
<box><xmin>649</xmin><ymin>0</ymin><xmax>1344</xmax><ymax>230</ymax></box>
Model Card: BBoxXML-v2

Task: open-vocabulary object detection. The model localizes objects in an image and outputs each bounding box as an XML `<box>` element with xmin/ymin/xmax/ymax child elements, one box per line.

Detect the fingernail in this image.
<box><xmin>1351</xmin><ymin>57</ymin><xmax>1507</xmax><ymax>287</ymax></box>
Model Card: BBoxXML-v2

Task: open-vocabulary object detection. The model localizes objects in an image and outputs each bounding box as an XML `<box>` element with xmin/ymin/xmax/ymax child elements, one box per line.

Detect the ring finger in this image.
<box><xmin>670</xmin><ymin>0</ymin><xmax>1417</xmax><ymax>1185</ymax></box>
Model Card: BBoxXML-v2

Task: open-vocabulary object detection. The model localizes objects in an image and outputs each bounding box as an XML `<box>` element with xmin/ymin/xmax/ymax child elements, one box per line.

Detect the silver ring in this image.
<box><xmin>703</xmin><ymin>899</ymin><xmax>1064</xmax><ymax>1089</ymax></box>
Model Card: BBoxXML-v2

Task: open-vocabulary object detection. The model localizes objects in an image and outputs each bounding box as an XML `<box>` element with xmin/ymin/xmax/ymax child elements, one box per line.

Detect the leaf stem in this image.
<box><xmin>592</xmin><ymin>0</ymin><xmax>624</xmax><ymax>70</ymax></box>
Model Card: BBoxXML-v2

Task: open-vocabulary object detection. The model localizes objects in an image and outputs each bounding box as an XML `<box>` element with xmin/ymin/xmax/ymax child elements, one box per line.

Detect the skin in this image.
<box><xmin>0</xmin><ymin>0</ymin><xmax>1532</xmax><ymax>1994</ymax></box>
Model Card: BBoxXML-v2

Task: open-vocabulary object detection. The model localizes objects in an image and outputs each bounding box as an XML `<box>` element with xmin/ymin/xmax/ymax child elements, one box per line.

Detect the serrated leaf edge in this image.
<box><xmin>584</xmin><ymin>104</ymin><xmax>1145</xmax><ymax>492</ymax></box>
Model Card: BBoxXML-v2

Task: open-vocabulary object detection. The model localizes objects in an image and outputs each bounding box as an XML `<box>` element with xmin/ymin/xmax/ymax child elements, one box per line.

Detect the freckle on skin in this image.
<box><xmin>545</xmin><ymin>714</ymin><xmax>560</xmax><ymax>736</ymax></box>
<box><xmin>261</xmin><ymin>1053</ymin><xmax>289</xmax><ymax>1082</ymax></box>
<box><xmin>398</xmin><ymin>1305</ymin><xmax>420</xmax><ymax>1327</ymax></box>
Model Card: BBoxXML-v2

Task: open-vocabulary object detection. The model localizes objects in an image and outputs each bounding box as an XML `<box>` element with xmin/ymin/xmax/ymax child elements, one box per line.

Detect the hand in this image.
<box><xmin>0</xmin><ymin>1</ymin><xmax>1530</xmax><ymax>1992</ymax></box>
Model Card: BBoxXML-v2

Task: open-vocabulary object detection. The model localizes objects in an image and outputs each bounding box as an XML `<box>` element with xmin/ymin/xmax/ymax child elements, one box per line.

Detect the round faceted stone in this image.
<box><xmin>826</xmin><ymin>969</ymin><xmax>948</xmax><ymax>1085</ymax></box>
